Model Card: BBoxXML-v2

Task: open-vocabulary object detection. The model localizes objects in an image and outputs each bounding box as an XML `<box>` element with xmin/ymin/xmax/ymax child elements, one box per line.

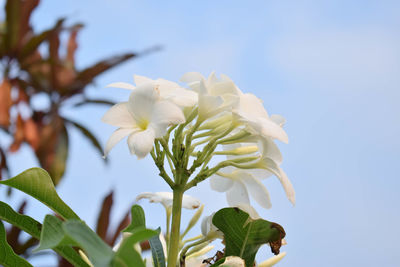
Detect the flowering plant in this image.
<box><xmin>0</xmin><ymin>72</ymin><xmax>294</xmax><ymax>267</ymax></box>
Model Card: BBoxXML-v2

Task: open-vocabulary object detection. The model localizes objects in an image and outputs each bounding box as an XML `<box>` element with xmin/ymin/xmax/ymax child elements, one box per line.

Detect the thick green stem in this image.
<box><xmin>167</xmin><ymin>187</ymin><xmax>184</xmax><ymax>267</ymax></box>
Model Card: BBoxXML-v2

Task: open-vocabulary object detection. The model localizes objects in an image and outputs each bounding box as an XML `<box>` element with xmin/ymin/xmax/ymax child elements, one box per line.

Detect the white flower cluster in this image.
<box><xmin>103</xmin><ymin>72</ymin><xmax>295</xmax><ymax>210</ymax></box>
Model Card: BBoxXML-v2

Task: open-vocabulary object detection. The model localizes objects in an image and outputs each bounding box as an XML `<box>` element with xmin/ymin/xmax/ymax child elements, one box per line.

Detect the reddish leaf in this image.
<box><xmin>66</xmin><ymin>26</ymin><xmax>81</xmax><ymax>66</ymax></box>
<box><xmin>68</xmin><ymin>53</ymin><xmax>135</xmax><ymax>95</ymax></box>
<box><xmin>36</xmin><ymin>117</ymin><xmax>69</xmax><ymax>185</ymax></box>
<box><xmin>0</xmin><ymin>147</ymin><xmax>9</xmax><ymax>180</ymax></box>
<box><xmin>23</xmin><ymin>118</ymin><xmax>40</xmax><ymax>151</ymax></box>
<box><xmin>48</xmin><ymin>19</ymin><xmax>64</xmax><ymax>90</ymax></box>
<box><xmin>108</xmin><ymin>211</ymin><xmax>130</xmax><ymax>246</ymax></box>
<box><xmin>18</xmin><ymin>0</ymin><xmax>40</xmax><ymax>46</ymax></box>
<box><xmin>96</xmin><ymin>191</ymin><xmax>114</xmax><ymax>241</ymax></box>
<box><xmin>0</xmin><ymin>79</ymin><xmax>12</xmax><ymax>127</ymax></box>
<box><xmin>9</xmin><ymin>114</ymin><xmax>25</xmax><ymax>152</ymax></box>
<box><xmin>58</xmin><ymin>257</ymin><xmax>74</xmax><ymax>267</ymax></box>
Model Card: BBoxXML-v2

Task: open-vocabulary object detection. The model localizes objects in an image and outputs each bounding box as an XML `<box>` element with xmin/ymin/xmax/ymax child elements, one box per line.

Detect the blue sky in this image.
<box><xmin>1</xmin><ymin>0</ymin><xmax>400</xmax><ymax>266</ymax></box>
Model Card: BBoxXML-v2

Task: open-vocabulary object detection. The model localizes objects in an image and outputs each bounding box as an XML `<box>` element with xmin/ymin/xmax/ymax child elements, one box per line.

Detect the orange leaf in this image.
<box><xmin>9</xmin><ymin>114</ymin><xmax>24</xmax><ymax>152</ymax></box>
<box><xmin>23</xmin><ymin>118</ymin><xmax>40</xmax><ymax>151</ymax></box>
<box><xmin>0</xmin><ymin>80</ymin><xmax>12</xmax><ymax>127</ymax></box>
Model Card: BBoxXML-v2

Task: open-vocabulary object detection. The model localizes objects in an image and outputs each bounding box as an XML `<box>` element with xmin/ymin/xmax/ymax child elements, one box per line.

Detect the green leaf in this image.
<box><xmin>49</xmin><ymin>124</ymin><xmax>69</xmax><ymax>185</ymax></box>
<box><xmin>123</xmin><ymin>204</ymin><xmax>146</xmax><ymax>233</ymax></box>
<box><xmin>0</xmin><ymin>220</ymin><xmax>32</xmax><ymax>267</ymax></box>
<box><xmin>5</xmin><ymin>0</ymin><xmax>21</xmax><ymax>51</ymax></box>
<box><xmin>34</xmin><ymin>215</ymin><xmax>77</xmax><ymax>252</ymax></box>
<box><xmin>63</xmin><ymin>220</ymin><xmax>114</xmax><ymax>267</ymax></box>
<box><xmin>0</xmin><ymin>167</ymin><xmax>79</xmax><ymax>220</ymax></box>
<box><xmin>0</xmin><ymin>202</ymin><xmax>89</xmax><ymax>267</ymax></box>
<box><xmin>212</xmin><ymin>208</ymin><xmax>284</xmax><ymax>267</ymax></box>
<box><xmin>113</xmin><ymin>228</ymin><xmax>158</xmax><ymax>267</ymax></box>
<box><xmin>148</xmin><ymin>228</ymin><xmax>166</xmax><ymax>267</ymax></box>
<box><xmin>0</xmin><ymin>201</ymin><xmax>41</xmax><ymax>238</ymax></box>
<box><xmin>65</xmin><ymin>118</ymin><xmax>106</xmax><ymax>161</ymax></box>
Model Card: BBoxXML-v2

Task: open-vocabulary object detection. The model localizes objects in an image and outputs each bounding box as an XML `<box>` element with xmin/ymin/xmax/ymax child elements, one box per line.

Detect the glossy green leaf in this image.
<box><xmin>123</xmin><ymin>204</ymin><xmax>146</xmax><ymax>233</ymax></box>
<box><xmin>0</xmin><ymin>201</ymin><xmax>41</xmax><ymax>238</ymax></box>
<box><xmin>34</xmin><ymin>215</ymin><xmax>77</xmax><ymax>252</ymax></box>
<box><xmin>113</xmin><ymin>228</ymin><xmax>158</xmax><ymax>267</ymax></box>
<box><xmin>149</xmin><ymin>228</ymin><xmax>166</xmax><ymax>267</ymax></box>
<box><xmin>0</xmin><ymin>220</ymin><xmax>32</xmax><ymax>267</ymax></box>
<box><xmin>0</xmin><ymin>201</ymin><xmax>90</xmax><ymax>267</ymax></box>
<box><xmin>212</xmin><ymin>208</ymin><xmax>284</xmax><ymax>267</ymax></box>
<box><xmin>0</xmin><ymin>167</ymin><xmax>79</xmax><ymax>220</ymax></box>
<box><xmin>63</xmin><ymin>220</ymin><xmax>114</xmax><ymax>267</ymax></box>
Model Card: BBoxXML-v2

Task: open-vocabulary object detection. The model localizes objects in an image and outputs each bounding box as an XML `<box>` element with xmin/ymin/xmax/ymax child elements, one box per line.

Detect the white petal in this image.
<box><xmin>127</xmin><ymin>128</ymin><xmax>155</xmax><ymax>159</ymax></box>
<box><xmin>106</xmin><ymin>82</ymin><xmax>136</xmax><ymax>90</ymax></box>
<box><xmin>207</xmin><ymin>71</ymin><xmax>218</xmax><ymax>85</ymax></box>
<box><xmin>180</xmin><ymin>72</ymin><xmax>205</xmax><ymax>83</ymax></box>
<box><xmin>220</xmin><ymin>256</ymin><xmax>245</xmax><ymax>267</ymax></box>
<box><xmin>258</xmin><ymin>252</ymin><xmax>287</xmax><ymax>267</ymax></box>
<box><xmin>134</xmin><ymin>75</ymin><xmax>153</xmax><ymax>85</ymax></box>
<box><xmin>248</xmin><ymin>168</ymin><xmax>273</xmax><ymax>179</ymax></box>
<box><xmin>128</xmin><ymin>84</ymin><xmax>160</xmax><ymax>123</ymax></box>
<box><xmin>240</xmin><ymin>171</ymin><xmax>272</xmax><ymax>209</ymax></box>
<box><xmin>226</xmin><ymin>181</ymin><xmax>250</xmax><ymax>207</ymax></box>
<box><xmin>104</xmin><ymin>128</ymin><xmax>136</xmax><ymax>157</ymax></box>
<box><xmin>257</xmin><ymin>117</ymin><xmax>289</xmax><ymax>143</ymax></box>
<box><xmin>211</xmin><ymin>81</ymin><xmax>238</xmax><ymax>96</ymax></box>
<box><xmin>259</xmin><ymin>138</ymin><xmax>283</xmax><ymax>164</ymax></box>
<box><xmin>102</xmin><ymin>102</ymin><xmax>136</xmax><ymax>128</ymax></box>
<box><xmin>210</xmin><ymin>175</ymin><xmax>234</xmax><ymax>192</ymax></box>
<box><xmin>277</xmin><ymin>168</ymin><xmax>296</xmax><ymax>205</ymax></box>
<box><xmin>151</xmin><ymin>100</ymin><xmax>185</xmax><ymax>137</ymax></box>
<box><xmin>270</xmin><ymin>114</ymin><xmax>286</xmax><ymax>127</ymax></box>
<box><xmin>236</xmin><ymin>93</ymin><xmax>269</xmax><ymax>118</ymax></box>
<box><xmin>136</xmin><ymin>192</ymin><xmax>201</xmax><ymax>209</ymax></box>
<box><xmin>182</xmin><ymin>195</ymin><xmax>201</xmax><ymax>209</ymax></box>
<box><xmin>159</xmin><ymin>86</ymin><xmax>198</xmax><ymax>107</ymax></box>
<box><xmin>198</xmin><ymin>93</ymin><xmax>224</xmax><ymax>120</ymax></box>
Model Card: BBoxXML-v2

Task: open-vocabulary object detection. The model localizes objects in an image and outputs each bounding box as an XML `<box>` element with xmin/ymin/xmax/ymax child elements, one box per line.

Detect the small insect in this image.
<box><xmin>202</xmin><ymin>250</ymin><xmax>224</xmax><ymax>265</ymax></box>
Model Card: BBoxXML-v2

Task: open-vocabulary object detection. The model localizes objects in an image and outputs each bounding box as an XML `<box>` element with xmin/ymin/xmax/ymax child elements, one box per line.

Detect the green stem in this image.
<box><xmin>179</xmin><ymin>237</ymin><xmax>210</xmax><ymax>264</ymax></box>
<box><xmin>167</xmin><ymin>187</ymin><xmax>184</xmax><ymax>267</ymax></box>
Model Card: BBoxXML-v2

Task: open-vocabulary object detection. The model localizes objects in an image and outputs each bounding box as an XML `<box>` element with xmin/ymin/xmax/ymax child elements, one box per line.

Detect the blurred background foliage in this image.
<box><xmin>0</xmin><ymin>0</ymin><xmax>153</xmax><ymax>265</ymax></box>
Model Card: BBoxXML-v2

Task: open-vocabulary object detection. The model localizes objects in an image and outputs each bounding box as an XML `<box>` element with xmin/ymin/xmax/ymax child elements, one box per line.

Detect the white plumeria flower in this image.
<box><xmin>258</xmin><ymin>252</ymin><xmax>287</xmax><ymax>267</ymax></box>
<box><xmin>181</xmin><ymin>72</ymin><xmax>239</xmax><ymax>122</ymax></box>
<box><xmin>102</xmin><ymin>84</ymin><xmax>185</xmax><ymax>158</ymax></box>
<box><xmin>136</xmin><ymin>192</ymin><xmax>201</xmax><ymax>210</ymax></box>
<box><xmin>107</xmin><ymin>75</ymin><xmax>198</xmax><ymax>108</ymax></box>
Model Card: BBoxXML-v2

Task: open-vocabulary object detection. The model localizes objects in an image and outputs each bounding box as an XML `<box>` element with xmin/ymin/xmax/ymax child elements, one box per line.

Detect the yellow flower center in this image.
<box><xmin>137</xmin><ymin>119</ymin><xmax>149</xmax><ymax>130</ymax></box>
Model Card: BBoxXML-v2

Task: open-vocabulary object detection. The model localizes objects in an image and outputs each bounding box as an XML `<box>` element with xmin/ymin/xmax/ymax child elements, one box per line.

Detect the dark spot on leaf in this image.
<box><xmin>269</xmin><ymin>223</ymin><xmax>286</xmax><ymax>255</ymax></box>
